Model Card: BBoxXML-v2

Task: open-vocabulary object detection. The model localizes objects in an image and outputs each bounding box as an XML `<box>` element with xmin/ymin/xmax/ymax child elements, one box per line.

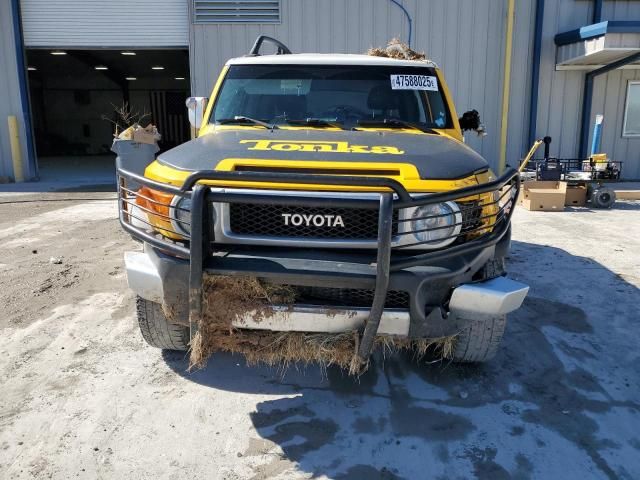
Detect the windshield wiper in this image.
<box><xmin>282</xmin><ymin>118</ymin><xmax>346</xmax><ymax>129</ymax></box>
<box><xmin>356</xmin><ymin>119</ymin><xmax>437</xmax><ymax>134</ymax></box>
<box><xmin>217</xmin><ymin>116</ymin><xmax>278</xmax><ymax>129</ymax></box>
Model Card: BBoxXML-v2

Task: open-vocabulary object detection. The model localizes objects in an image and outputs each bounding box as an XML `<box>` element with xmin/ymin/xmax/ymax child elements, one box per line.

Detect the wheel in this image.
<box><xmin>591</xmin><ymin>187</ymin><xmax>616</xmax><ymax>209</ymax></box>
<box><xmin>451</xmin><ymin>315</ymin><xmax>506</xmax><ymax>363</ymax></box>
<box><xmin>136</xmin><ymin>296</ymin><xmax>189</xmax><ymax>351</ymax></box>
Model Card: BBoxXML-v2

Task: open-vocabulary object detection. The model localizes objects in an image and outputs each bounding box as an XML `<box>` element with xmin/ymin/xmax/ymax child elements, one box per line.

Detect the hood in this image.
<box><xmin>157</xmin><ymin>128</ymin><xmax>488</xmax><ymax>180</ymax></box>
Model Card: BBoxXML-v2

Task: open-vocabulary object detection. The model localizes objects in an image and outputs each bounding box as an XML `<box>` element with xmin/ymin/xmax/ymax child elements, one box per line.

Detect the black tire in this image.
<box><xmin>136</xmin><ymin>296</ymin><xmax>189</xmax><ymax>351</ymax></box>
<box><xmin>591</xmin><ymin>187</ymin><xmax>616</xmax><ymax>209</ymax></box>
<box><xmin>452</xmin><ymin>315</ymin><xmax>506</xmax><ymax>363</ymax></box>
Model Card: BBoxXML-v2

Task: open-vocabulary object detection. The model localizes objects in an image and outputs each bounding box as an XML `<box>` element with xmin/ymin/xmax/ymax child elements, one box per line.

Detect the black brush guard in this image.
<box><xmin>117</xmin><ymin>167</ymin><xmax>520</xmax><ymax>363</ymax></box>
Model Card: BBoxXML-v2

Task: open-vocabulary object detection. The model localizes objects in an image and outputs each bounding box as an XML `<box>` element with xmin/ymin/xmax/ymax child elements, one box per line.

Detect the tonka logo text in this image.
<box><xmin>240</xmin><ymin>140</ymin><xmax>404</xmax><ymax>155</ymax></box>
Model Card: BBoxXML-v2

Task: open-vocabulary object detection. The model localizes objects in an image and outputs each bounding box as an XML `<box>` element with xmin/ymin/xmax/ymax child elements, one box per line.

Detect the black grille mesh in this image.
<box><xmin>230</xmin><ymin>203</ymin><xmax>398</xmax><ymax>239</ymax></box>
<box><xmin>459</xmin><ymin>201</ymin><xmax>484</xmax><ymax>233</ymax></box>
<box><xmin>298</xmin><ymin>286</ymin><xmax>409</xmax><ymax>309</ymax></box>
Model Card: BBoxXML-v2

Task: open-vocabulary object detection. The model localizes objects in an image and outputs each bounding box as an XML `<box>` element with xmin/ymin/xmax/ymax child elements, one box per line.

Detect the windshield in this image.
<box><xmin>211</xmin><ymin>64</ymin><xmax>452</xmax><ymax>129</ymax></box>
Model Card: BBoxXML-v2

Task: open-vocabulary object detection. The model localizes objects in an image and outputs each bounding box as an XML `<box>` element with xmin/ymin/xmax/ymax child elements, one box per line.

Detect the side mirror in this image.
<box><xmin>186</xmin><ymin>97</ymin><xmax>208</xmax><ymax>128</ymax></box>
<box><xmin>459</xmin><ymin>109</ymin><xmax>487</xmax><ymax>137</ymax></box>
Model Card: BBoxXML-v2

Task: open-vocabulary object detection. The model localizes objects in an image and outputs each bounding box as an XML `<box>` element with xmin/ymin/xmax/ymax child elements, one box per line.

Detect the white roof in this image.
<box><xmin>226</xmin><ymin>53</ymin><xmax>437</xmax><ymax>68</ymax></box>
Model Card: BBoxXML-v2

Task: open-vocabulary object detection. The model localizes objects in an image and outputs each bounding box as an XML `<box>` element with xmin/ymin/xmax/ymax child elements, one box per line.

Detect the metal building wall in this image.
<box><xmin>0</xmin><ymin>0</ymin><xmax>31</xmax><ymax>180</ymax></box>
<box><xmin>190</xmin><ymin>0</ymin><xmax>535</xmax><ymax>173</ymax></box>
<box><xmin>21</xmin><ymin>0</ymin><xmax>189</xmax><ymax>48</ymax></box>
<box><xmin>534</xmin><ymin>0</ymin><xmax>640</xmax><ymax>178</ymax></box>
<box><xmin>591</xmin><ymin>69</ymin><xmax>640</xmax><ymax>179</ymax></box>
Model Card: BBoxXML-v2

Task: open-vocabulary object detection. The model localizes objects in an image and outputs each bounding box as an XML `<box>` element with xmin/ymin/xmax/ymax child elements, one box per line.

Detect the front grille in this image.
<box><xmin>298</xmin><ymin>286</ymin><xmax>410</xmax><ymax>309</ymax></box>
<box><xmin>230</xmin><ymin>203</ymin><xmax>399</xmax><ymax>240</ymax></box>
<box><xmin>459</xmin><ymin>201</ymin><xmax>484</xmax><ymax>233</ymax></box>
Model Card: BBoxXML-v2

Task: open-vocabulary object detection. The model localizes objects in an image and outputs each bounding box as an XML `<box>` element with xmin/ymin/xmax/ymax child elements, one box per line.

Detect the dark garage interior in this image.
<box><xmin>25</xmin><ymin>49</ymin><xmax>190</xmax><ymax>182</ymax></box>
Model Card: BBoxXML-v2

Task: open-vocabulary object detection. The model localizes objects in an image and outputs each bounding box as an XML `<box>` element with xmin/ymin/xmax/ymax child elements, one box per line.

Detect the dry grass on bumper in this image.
<box><xmin>189</xmin><ymin>275</ymin><xmax>455</xmax><ymax>374</ymax></box>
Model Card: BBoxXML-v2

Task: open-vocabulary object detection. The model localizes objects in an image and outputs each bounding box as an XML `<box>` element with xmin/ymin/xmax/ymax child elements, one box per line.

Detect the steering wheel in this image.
<box><xmin>322</xmin><ymin>105</ymin><xmax>368</xmax><ymax>122</ymax></box>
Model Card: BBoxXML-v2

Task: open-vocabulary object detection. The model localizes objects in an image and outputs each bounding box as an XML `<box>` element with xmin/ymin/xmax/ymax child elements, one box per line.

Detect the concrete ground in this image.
<box><xmin>1</xmin><ymin>156</ymin><xmax>116</xmax><ymax>193</ymax></box>
<box><xmin>0</xmin><ymin>192</ymin><xmax>639</xmax><ymax>480</ymax></box>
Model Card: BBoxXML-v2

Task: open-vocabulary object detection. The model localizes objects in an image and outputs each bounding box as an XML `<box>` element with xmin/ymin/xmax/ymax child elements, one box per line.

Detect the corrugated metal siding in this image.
<box><xmin>3</xmin><ymin>0</ymin><xmax>636</xmax><ymax>180</ymax></box>
<box><xmin>590</xmin><ymin>0</ymin><xmax>640</xmax><ymax>180</ymax></box>
<box><xmin>22</xmin><ymin>0</ymin><xmax>189</xmax><ymax>48</ymax></box>
<box><xmin>603</xmin><ymin>0</ymin><xmax>640</xmax><ymax>18</ymax></box>
<box><xmin>526</xmin><ymin>0</ymin><xmax>590</xmax><ymax>161</ymax></box>
<box><xmin>0</xmin><ymin>0</ymin><xmax>30</xmax><ymax>179</ymax></box>
<box><xmin>592</xmin><ymin>69</ymin><xmax>640</xmax><ymax>179</ymax></box>
<box><xmin>190</xmin><ymin>0</ymin><xmax>535</xmax><ymax>173</ymax></box>
<box><xmin>534</xmin><ymin>0</ymin><xmax>640</xmax><ymax>178</ymax></box>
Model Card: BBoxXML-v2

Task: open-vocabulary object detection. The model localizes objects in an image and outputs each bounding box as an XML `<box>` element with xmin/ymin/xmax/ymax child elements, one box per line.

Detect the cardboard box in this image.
<box><xmin>615</xmin><ymin>189</ymin><xmax>640</xmax><ymax>201</ymax></box>
<box><xmin>565</xmin><ymin>184</ymin><xmax>587</xmax><ymax>206</ymax></box>
<box><xmin>132</xmin><ymin>128</ymin><xmax>159</xmax><ymax>145</ymax></box>
<box><xmin>520</xmin><ymin>180</ymin><xmax>566</xmax><ymax>211</ymax></box>
<box><xmin>118</xmin><ymin>124</ymin><xmax>160</xmax><ymax>145</ymax></box>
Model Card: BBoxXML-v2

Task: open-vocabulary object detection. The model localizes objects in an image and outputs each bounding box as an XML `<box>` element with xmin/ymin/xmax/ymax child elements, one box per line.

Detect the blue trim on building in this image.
<box><xmin>590</xmin><ymin>117</ymin><xmax>603</xmax><ymax>155</ymax></box>
<box><xmin>555</xmin><ymin>21</ymin><xmax>640</xmax><ymax>47</ymax></box>
<box><xmin>592</xmin><ymin>0</ymin><xmax>603</xmax><ymax>24</ymax></box>
<box><xmin>555</xmin><ymin>21</ymin><xmax>608</xmax><ymax>46</ymax></box>
<box><xmin>10</xmin><ymin>0</ymin><xmax>37</xmax><ymax>179</ymax></box>
<box><xmin>528</xmin><ymin>0</ymin><xmax>545</xmax><ymax>149</ymax></box>
<box><xmin>389</xmin><ymin>0</ymin><xmax>412</xmax><ymax>48</ymax></box>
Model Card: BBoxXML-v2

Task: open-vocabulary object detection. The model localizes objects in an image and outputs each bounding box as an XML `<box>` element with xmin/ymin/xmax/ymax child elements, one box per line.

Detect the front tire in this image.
<box><xmin>451</xmin><ymin>315</ymin><xmax>506</xmax><ymax>362</ymax></box>
<box><xmin>136</xmin><ymin>296</ymin><xmax>189</xmax><ymax>351</ymax></box>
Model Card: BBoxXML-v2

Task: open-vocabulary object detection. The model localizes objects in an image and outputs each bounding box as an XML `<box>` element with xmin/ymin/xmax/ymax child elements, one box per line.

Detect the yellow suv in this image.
<box><xmin>117</xmin><ymin>37</ymin><xmax>528</xmax><ymax>367</ymax></box>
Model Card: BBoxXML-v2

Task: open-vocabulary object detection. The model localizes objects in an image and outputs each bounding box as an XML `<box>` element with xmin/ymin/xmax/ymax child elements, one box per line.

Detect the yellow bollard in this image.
<box><xmin>8</xmin><ymin>115</ymin><xmax>25</xmax><ymax>182</ymax></box>
<box><xmin>498</xmin><ymin>0</ymin><xmax>515</xmax><ymax>174</ymax></box>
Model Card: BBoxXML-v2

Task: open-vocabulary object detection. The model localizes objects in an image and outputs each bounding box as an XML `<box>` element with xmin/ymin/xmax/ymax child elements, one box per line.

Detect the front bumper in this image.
<box><xmin>125</xmin><ymin>234</ymin><xmax>528</xmax><ymax>338</ymax></box>
<box><xmin>118</xmin><ymin>165</ymin><xmax>524</xmax><ymax>360</ymax></box>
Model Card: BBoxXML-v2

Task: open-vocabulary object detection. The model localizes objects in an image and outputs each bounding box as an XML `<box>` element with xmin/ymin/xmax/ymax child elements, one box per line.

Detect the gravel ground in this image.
<box><xmin>0</xmin><ymin>192</ymin><xmax>639</xmax><ymax>480</ymax></box>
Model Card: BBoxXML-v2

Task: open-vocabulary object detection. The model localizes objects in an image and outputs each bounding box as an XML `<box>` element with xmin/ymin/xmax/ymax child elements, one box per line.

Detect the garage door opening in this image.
<box><xmin>25</xmin><ymin>48</ymin><xmax>190</xmax><ymax>184</ymax></box>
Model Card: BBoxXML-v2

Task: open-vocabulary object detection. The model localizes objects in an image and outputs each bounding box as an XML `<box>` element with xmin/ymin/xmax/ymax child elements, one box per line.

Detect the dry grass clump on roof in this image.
<box><xmin>367</xmin><ymin>38</ymin><xmax>428</xmax><ymax>61</ymax></box>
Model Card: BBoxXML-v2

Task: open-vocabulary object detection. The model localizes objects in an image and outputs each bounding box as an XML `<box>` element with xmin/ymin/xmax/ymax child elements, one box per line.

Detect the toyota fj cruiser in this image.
<box><xmin>117</xmin><ymin>37</ymin><xmax>528</xmax><ymax>370</ymax></box>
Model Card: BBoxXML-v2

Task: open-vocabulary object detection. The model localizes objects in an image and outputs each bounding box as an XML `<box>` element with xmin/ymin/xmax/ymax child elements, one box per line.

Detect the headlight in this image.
<box><xmin>170</xmin><ymin>195</ymin><xmax>192</xmax><ymax>237</ymax></box>
<box><xmin>409</xmin><ymin>201</ymin><xmax>462</xmax><ymax>247</ymax></box>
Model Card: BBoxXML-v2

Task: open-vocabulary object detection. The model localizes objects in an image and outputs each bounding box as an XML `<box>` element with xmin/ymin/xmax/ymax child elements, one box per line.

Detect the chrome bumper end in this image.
<box><xmin>449</xmin><ymin>276</ymin><xmax>529</xmax><ymax>318</ymax></box>
<box><xmin>124</xmin><ymin>251</ymin><xmax>164</xmax><ymax>304</ymax></box>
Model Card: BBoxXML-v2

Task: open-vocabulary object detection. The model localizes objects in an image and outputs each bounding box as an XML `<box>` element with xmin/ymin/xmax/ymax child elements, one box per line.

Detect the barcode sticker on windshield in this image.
<box><xmin>390</xmin><ymin>74</ymin><xmax>438</xmax><ymax>91</ymax></box>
